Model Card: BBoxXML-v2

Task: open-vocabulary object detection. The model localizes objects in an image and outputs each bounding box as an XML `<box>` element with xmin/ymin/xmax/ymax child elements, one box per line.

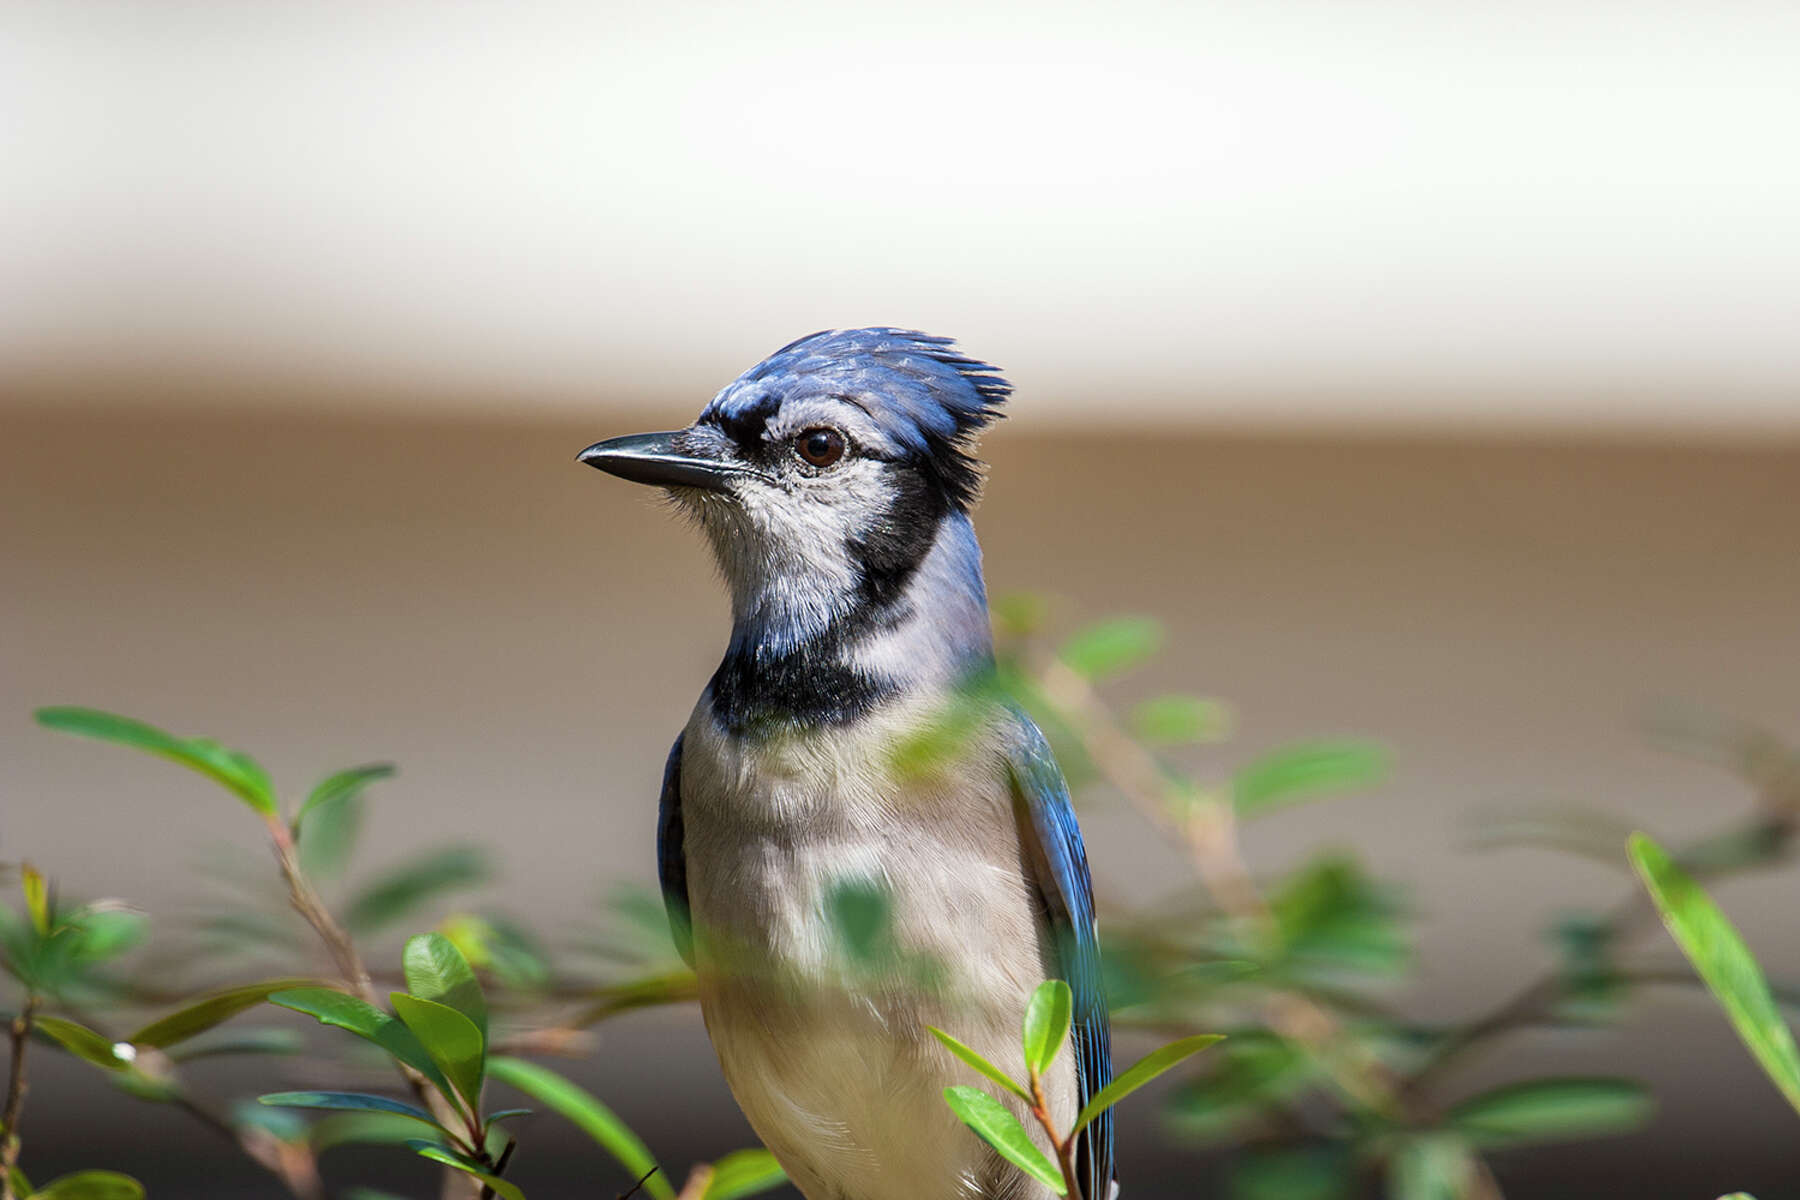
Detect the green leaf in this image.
<box><xmin>62</xmin><ymin>908</ymin><xmax>147</xmax><ymax>963</ymax></box>
<box><xmin>268</xmin><ymin>987</ymin><xmax>452</xmax><ymax>1098</ymax></box>
<box><xmin>296</xmin><ymin>764</ymin><xmax>393</xmax><ymax>879</ymax></box>
<box><xmin>1448</xmin><ymin>1077</ymin><xmax>1652</xmax><ymax>1147</ymax></box>
<box><xmin>130</xmin><ymin>977</ymin><xmax>317</xmax><ymax>1048</ymax></box>
<box><xmin>343</xmin><ymin>846</ymin><xmax>490</xmax><ymax>935</ymax></box>
<box><xmin>165</xmin><ymin>1027</ymin><xmax>305</xmax><ymax>1062</ymax></box>
<box><xmin>927</xmin><ymin>1027</ymin><xmax>1031</xmax><ymax>1102</ymax></box>
<box><xmin>1057</xmin><ymin>616</ymin><xmax>1161</xmax><ymax>682</ymax></box>
<box><xmin>408</xmin><ymin>1142</ymin><xmax>525</xmax><ymax>1200</ymax></box>
<box><xmin>941</xmin><ymin>1086</ymin><xmax>1065</xmax><ymax>1194</ymax></box>
<box><xmin>826</xmin><ymin>878</ymin><xmax>893</xmax><ymax>965</ymax></box>
<box><xmin>1233</xmin><ymin>740</ymin><xmax>1388</xmax><ymax>818</ymax></box>
<box><xmin>1234</xmin><ymin>744</ymin><xmax>1375</xmax><ymax>817</ymax></box>
<box><xmin>702</xmin><ymin>1149</ymin><xmax>788</xmax><ymax>1200</ymax></box>
<box><xmin>21</xmin><ymin>863</ymin><xmax>49</xmax><ymax>936</ymax></box>
<box><xmin>1629</xmin><ymin>832</ymin><xmax>1800</xmax><ymax>1116</ymax></box>
<box><xmin>1022</xmin><ymin>980</ymin><xmax>1073</xmax><ymax>1077</ymax></box>
<box><xmin>1389</xmin><ymin>1134</ymin><xmax>1474</xmax><ymax>1200</ymax></box>
<box><xmin>440</xmin><ymin>912</ymin><xmax>552</xmax><ymax>992</ymax></box>
<box><xmin>259</xmin><ymin>1090</ymin><xmax>445</xmax><ymax>1132</ymax></box>
<box><xmin>34</xmin><ymin>706</ymin><xmax>277</xmax><ymax>817</ymax></box>
<box><xmin>488</xmin><ymin>1056</ymin><xmax>673</xmax><ymax>1200</ymax></box>
<box><xmin>990</xmin><ymin>592</ymin><xmax>1051</xmax><ymax>638</ymax></box>
<box><xmin>403</xmin><ymin>932</ymin><xmax>487</xmax><ymax>1044</ymax></box>
<box><xmin>1130</xmin><ymin>695</ymin><xmax>1230</xmax><ymax>746</ymax></box>
<box><xmin>35</xmin><ymin>1016</ymin><xmax>129</xmax><ymax>1071</ymax></box>
<box><xmin>311</xmin><ymin>1111</ymin><xmax>432</xmax><ymax>1152</ymax></box>
<box><xmin>298</xmin><ymin>763</ymin><xmax>395</xmax><ymax>826</ymax></box>
<box><xmin>234</xmin><ymin>1099</ymin><xmax>309</xmax><ymax>1143</ymax></box>
<box><xmin>30</xmin><ymin>1170</ymin><xmax>146</xmax><ymax>1200</ymax></box>
<box><xmin>1269</xmin><ymin>854</ymin><xmax>1409</xmax><ymax>976</ymax></box>
<box><xmin>1073</xmin><ymin>1033</ymin><xmax>1224</xmax><ymax>1134</ymax></box>
<box><xmin>6</xmin><ymin>1167</ymin><xmax>31</xmax><ymax>1197</ymax></box>
<box><xmin>390</xmin><ymin>992</ymin><xmax>485</xmax><ymax>1109</ymax></box>
<box><xmin>1228</xmin><ymin>1145</ymin><xmax>1353</xmax><ymax>1200</ymax></box>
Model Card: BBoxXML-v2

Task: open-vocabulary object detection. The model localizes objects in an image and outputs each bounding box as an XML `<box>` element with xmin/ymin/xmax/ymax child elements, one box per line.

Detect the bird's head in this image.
<box><xmin>580</xmin><ymin>329</ymin><xmax>1008</xmax><ymax>644</ymax></box>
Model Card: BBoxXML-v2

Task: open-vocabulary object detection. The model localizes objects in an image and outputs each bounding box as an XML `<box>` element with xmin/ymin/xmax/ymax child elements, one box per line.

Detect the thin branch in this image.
<box><xmin>620</xmin><ymin>1165</ymin><xmax>660</xmax><ymax>1200</ymax></box>
<box><xmin>1</xmin><ymin>996</ymin><xmax>37</xmax><ymax>1200</ymax></box>
<box><xmin>674</xmin><ymin>1164</ymin><xmax>713</xmax><ymax>1200</ymax></box>
<box><xmin>264</xmin><ymin>817</ymin><xmax>474</xmax><ymax>1198</ymax></box>
<box><xmin>1025</xmin><ymin>1065</ymin><xmax>1082</xmax><ymax>1200</ymax></box>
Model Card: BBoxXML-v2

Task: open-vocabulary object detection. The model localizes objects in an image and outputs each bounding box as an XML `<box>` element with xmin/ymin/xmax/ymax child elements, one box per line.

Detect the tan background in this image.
<box><xmin>5</xmin><ymin>395</ymin><xmax>1800</xmax><ymax>1195</ymax></box>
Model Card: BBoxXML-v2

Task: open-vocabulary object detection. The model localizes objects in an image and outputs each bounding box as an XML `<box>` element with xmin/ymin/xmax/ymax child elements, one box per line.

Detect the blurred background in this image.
<box><xmin>4</xmin><ymin>2</ymin><xmax>1799</xmax><ymax>1197</ymax></box>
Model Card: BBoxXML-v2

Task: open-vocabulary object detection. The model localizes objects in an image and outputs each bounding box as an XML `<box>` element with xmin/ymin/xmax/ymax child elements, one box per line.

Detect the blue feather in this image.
<box><xmin>702</xmin><ymin>328</ymin><xmax>1010</xmax><ymax>507</ymax></box>
<box><xmin>1007</xmin><ymin>709</ymin><xmax>1115</xmax><ymax>1200</ymax></box>
<box><xmin>656</xmin><ymin>734</ymin><xmax>693</xmax><ymax>968</ymax></box>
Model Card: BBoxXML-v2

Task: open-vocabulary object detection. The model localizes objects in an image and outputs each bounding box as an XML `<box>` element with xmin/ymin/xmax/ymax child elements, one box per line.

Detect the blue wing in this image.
<box><xmin>1005</xmin><ymin>710</ymin><xmax>1114</xmax><ymax>1200</ymax></box>
<box><xmin>657</xmin><ymin>734</ymin><xmax>694</xmax><ymax>968</ymax></box>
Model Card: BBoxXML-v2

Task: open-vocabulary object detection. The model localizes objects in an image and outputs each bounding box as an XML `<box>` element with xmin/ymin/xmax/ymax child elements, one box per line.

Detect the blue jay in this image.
<box><xmin>579</xmin><ymin>329</ymin><xmax>1112</xmax><ymax>1200</ymax></box>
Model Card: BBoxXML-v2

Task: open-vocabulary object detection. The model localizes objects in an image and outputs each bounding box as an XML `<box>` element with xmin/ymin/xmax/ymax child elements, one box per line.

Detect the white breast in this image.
<box><xmin>678</xmin><ymin>697</ymin><xmax>1075</xmax><ymax>1200</ymax></box>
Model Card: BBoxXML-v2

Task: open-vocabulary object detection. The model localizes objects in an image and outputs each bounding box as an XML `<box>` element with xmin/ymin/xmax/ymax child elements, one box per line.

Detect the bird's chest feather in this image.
<box><xmin>678</xmin><ymin>698</ymin><xmax>1044</xmax><ymax>994</ymax></box>
<box><xmin>676</xmin><ymin>700</ymin><xmax>1067</xmax><ymax>1199</ymax></box>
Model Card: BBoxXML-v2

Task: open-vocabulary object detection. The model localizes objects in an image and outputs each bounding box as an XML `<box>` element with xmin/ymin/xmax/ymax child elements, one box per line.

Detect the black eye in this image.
<box><xmin>795</xmin><ymin>428</ymin><xmax>846</xmax><ymax>468</ymax></box>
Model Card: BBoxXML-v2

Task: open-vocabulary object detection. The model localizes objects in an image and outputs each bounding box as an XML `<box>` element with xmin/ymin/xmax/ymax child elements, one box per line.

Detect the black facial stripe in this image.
<box><xmin>849</xmin><ymin>464</ymin><xmax>950</xmax><ymax>611</ymax></box>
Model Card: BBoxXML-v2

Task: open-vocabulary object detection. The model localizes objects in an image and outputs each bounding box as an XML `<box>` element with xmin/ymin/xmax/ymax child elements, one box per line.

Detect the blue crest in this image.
<box><xmin>701</xmin><ymin>328</ymin><xmax>1011</xmax><ymax>507</ymax></box>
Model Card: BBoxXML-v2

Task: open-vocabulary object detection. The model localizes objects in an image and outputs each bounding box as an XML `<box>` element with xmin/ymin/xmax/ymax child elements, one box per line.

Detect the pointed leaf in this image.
<box><xmin>35</xmin><ymin>1016</ymin><xmax>129</xmax><ymax>1071</ymax></box>
<box><xmin>1629</xmin><ymin>832</ymin><xmax>1800</xmax><ymax>1115</ymax></box>
<box><xmin>408</xmin><ymin>1142</ymin><xmax>525</xmax><ymax>1200</ymax></box>
<box><xmin>927</xmin><ymin>1026</ymin><xmax>1031</xmax><ymax>1102</ymax></box>
<box><xmin>298</xmin><ymin>763</ymin><xmax>396</xmax><ymax>825</ymax></box>
<box><xmin>130</xmin><ymin>978</ymin><xmax>317</xmax><ymax>1048</ymax></box>
<box><xmin>1073</xmin><ymin>1033</ymin><xmax>1224</xmax><ymax>1134</ymax></box>
<box><xmin>403</xmin><ymin>932</ymin><xmax>486</xmax><ymax>1044</ymax></box>
<box><xmin>1022</xmin><ymin>980</ymin><xmax>1073</xmax><ymax>1077</ymax></box>
<box><xmin>1058</xmin><ymin>617</ymin><xmax>1161</xmax><ymax>682</ymax></box>
<box><xmin>297</xmin><ymin>764</ymin><xmax>392</xmax><ymax>878</ymax></box>
<box><xmin>30</xmin><ymin>1171</ymin><xmax>145</xmax><ymax>1199</ymax></box>
<box><xmin>1448</xmin><ymin>1078</ymin><xmax>1651</xmax><ymax>1147</ymax></box>
<box><xmin>268</xmin><ymin>988</ymin><xmax>452</xmax><ymax>1098</ymax></box>
<box><xmin>311</xmin><ymin>1112</ymin><xmax>432</xmax><ymax>1152</ymax></box>
<box><xmin>21</xmin><ymin>863</ymin><xmax>49</xmax><ymax>936</ymax></box>
<box><xmin>6</xmin><ymin>1167</ymin><xmax>31</xmax><ymax>1197</ymax></box>
<box><xmin>1130</xmin><ymin>695</ymin><xmax>1230</xmax><ymax>746</ymax></box>
<box><xmin>390</xmin><ymin>993</ymin><xmax>484</xmax><ymax>1109</ymax></box>
<box><xmin>941</xmin><ymin>1086</ymin><xmax>1065</xmax><ymax>1194</ymax></box>
<box><xmin>343</xmin><ymin>846</ymin><xmax>489</xmax><ymax>935</ymax></box>
<box><xmin>34</xmin><ymin>706</ymin><xmax>276</xmax><ymax>816</ymax></box>
<box><xmin>702</xmin><ymin>1149</ymin><xmax>788</xmax><ymax>1200</ymax></box>
<box><xmin>1233</xmin><ymin>741</ymin><xmax>1388</xmax><ymax>818</ymax></box>
<box><xmin>259</xmin><ymin>1091</ymin><xmax>445</xmax><ymax>1132</ymax></box>
<box><xmin>165</xmin><ymin>1027</ymin><xmax>305</xmax><ymax>1062</ymax></box>
<box><xmin>488</xmin><ymin>1056</ymin><xmax>673</xmax><ymax>1200</ymax></box>
<box><xmin>486</xmin><ymin>1107</ymin><xmax>533</xmax><ymax>1124</ymax></box>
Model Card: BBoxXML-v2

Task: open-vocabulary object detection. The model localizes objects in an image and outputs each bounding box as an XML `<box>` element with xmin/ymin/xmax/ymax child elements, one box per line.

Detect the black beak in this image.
<box><xmin>576</xmin><ymin>431</ymin><xmax>744</xmax><ymax>493</ymax></box>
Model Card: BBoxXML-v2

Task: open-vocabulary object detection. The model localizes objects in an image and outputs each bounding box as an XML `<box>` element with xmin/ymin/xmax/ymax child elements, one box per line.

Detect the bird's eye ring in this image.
<box><xmin>795</xmin><ymin>427</ymin><xmax>847</xmax><ymax>468</ymax></box>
